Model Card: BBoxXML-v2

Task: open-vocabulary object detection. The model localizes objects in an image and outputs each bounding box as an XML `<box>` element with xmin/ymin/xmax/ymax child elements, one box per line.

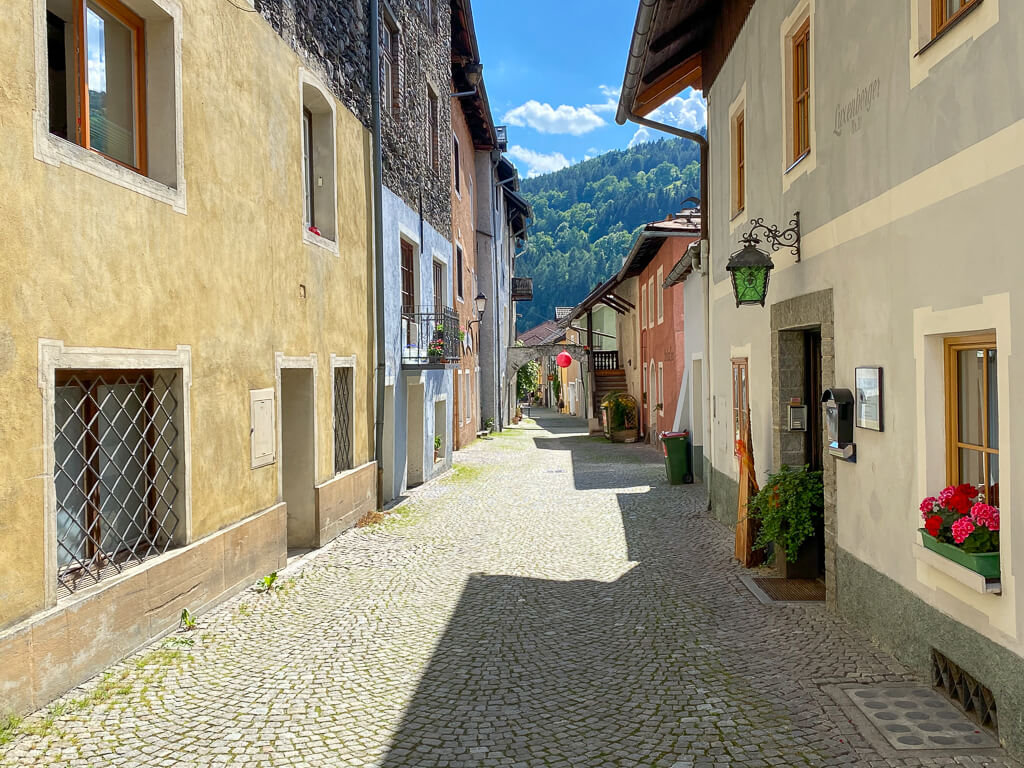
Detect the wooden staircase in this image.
<box><xmin>594</xmin><ymin>368</ymin><xmax>628</xmax><ymax>405</ymax></box>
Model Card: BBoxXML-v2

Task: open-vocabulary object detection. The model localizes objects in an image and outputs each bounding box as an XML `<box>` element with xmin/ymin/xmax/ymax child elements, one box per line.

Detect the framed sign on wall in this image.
<box><xmin>855</xmin><ymin>366</ymin><xmax>883</xmax><ymax>431</ymax></box>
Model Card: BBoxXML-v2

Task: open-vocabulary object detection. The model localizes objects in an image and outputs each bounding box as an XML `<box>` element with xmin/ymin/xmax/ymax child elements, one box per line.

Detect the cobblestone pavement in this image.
<box><xmin>2</xmin><ymin>411</ymin><xmax>1018</xmax><ymax>767</ymax></box>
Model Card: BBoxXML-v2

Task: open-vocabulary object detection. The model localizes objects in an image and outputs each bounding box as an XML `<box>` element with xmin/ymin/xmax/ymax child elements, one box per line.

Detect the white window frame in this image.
<box><xmin>912</xmin><ymin>294</ymin><xmax>1012</xmax><ymax>622</ymax></box>
<box><xmin>780</xmin><ymin>0</ymin><xmax>816</xmax><ymax>192</ymax></box>
<box><xmin>657</xmin><ymin>267</ymin><xmax>664</xmax><ymax>324</ymax></box>
<box><xmin>640</xmin><ymin>284</ymin><xmax>647</xmax><ymax>330</ymax></box>
<box><xmin>33</xmin><ymin>0</ymin><xmax>187</xmax><ymax>212</ymax></box>
<box><xmin>38</xmin><ymin>339</ymin><xmax>193</xmax><ymax>608</ymax></box>
<box><xmin>647</xmin><ymin>277</ymin><xmax>655</xmax><ymax>327</ymax></box>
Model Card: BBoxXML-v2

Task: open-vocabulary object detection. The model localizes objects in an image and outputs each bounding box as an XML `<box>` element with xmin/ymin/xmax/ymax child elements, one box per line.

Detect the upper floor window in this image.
<box><xmin>302</xmin><ymin>107</ymin><xmax>314</xmax><ymax>229</ymax></box>
<box><xmin>656</xmin><ymin>267</ymin><xmax>664</xmax><ymax>324</ymax></box>
<box><xmin>47</xmin><ymin>0</ymin><xmax>146</xmax><ymax>173</ymax></box>
<box><xmin>732</xmin><ymin>109</ymin><xmax>745</xmax><ymax>216</ymax></box>
<box><xmin>945</xmin><ymin>333</ymin><xmax>999</xmax><ymax>505</ymax></box>
<box><xmin>301</xmin><ymin>78</ymin><xmax>337</xmax><ymax>242</ymax></box>
<box><xmin>791</xmin><ymin>18</ymin><xmax>811</xmax><ymax>163</ymax></box>
<box><xmin>932</xmin><ymin>0</ymin><xmax>981</xmax><ymax>39</ymax></box>
<box><xmin>647</xmin><ymin>277</ymin><xmax>655</xmax><ymax>327</ymax></box>
<box><xmin>455</xmin><ymin>244</ymin><xmax>464</xmax><ymax>300</ymax></box>
<box><xmin>381</xmin><ymin>10</ymin><xmax>399</xmax><ymax>117</ymax></box>
<box><xmin>427</xmin><ymin>87</ymin><xmax>439</xmax><ymax>173</ymax></box>
<box><xmin>453</xmin><ymin>134</ymin><xmax>462</xmax><ymax>195</ymax></box>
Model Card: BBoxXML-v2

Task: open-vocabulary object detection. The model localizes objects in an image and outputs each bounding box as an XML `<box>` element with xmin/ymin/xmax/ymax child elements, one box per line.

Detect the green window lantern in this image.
<box><xmin>727</xmin><ymin>213</ymin><xmax>802</xmax><ymax>307</ymax></box>
<box><xmin>726</xmin><ymin>243</ymin><xmax>774</xmax><ymax>307</ymax></box>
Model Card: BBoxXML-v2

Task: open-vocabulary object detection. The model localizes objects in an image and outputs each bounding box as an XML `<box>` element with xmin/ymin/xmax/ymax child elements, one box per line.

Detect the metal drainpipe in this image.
<box><xmin>370</xmin><ymin>0</ymin><xmax>387</xmax><ymax>510</ymax></box>
<box><xmin>491</xmin><ymin>160</ymin><xmax>502</xmax><ymax>431</ymax></box>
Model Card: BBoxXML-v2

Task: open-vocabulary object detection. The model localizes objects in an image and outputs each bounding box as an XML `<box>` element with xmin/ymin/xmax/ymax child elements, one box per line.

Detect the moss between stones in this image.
<box><xmin>837</xmin><ymin>548</ymin><xmax>1024</xmax><ymax>756</ymax></box>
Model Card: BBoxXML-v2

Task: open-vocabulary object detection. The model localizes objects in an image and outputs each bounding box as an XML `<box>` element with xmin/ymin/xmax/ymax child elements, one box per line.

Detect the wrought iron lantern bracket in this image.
<box><xmin>739</xmin><ymin>212</ymin><xmax>801</xmax><ymax>262</ymax></box>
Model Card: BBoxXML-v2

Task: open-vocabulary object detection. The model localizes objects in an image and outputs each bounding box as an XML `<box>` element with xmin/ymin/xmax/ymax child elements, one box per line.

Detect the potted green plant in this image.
<box><xmin>747</xmin><ymin>464</ymin><xmax>824</xmax><ymax>578</ymax></box>
<box><xmin>919</xmin><ymin>486</ymin><xmax>999</xmax><ymax>578</ymax></box>
<box><xmin>433</xmin><ymin>434</ymin><xmax>442</xmax><ymax>462</ymax></box>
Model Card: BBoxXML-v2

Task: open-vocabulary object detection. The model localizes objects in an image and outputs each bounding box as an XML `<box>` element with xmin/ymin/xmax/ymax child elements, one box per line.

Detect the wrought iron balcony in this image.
<box><xmin>401</xmin><ymin>306</ymin><xmax>461</xmax><ymax>368</ymax></box>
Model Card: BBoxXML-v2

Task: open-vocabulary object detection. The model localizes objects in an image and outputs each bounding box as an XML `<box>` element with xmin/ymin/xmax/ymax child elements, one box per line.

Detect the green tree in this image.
<box><xmin>516</xmin><ymin>136</ymin><xmax>703</xmax><ymax>332</ymax></box>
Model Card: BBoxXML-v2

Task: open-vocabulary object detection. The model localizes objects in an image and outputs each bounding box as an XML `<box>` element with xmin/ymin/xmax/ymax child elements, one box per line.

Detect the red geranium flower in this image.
<box><xmin>925</xmin><ymin>514</ymin><xmax>943</xmax><ymax>538</ymax></box>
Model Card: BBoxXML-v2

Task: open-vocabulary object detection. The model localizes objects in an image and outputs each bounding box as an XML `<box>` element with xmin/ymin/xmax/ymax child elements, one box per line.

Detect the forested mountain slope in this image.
<box><xmin>516</xmin><ymin>137</ymin><xmax>700</xmax><ymax>333</ymax></box>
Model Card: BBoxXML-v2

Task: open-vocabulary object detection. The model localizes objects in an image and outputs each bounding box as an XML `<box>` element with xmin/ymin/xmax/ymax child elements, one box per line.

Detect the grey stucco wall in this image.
<box><xmin>702</xmin><ymin>0</ymin><xmax>1024</xmax><ymax>745</ymax></box>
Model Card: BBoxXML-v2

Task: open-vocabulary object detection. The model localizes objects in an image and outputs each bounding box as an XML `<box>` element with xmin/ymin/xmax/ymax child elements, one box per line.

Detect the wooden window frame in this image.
<box><xmin>69</xmin><ymin>0</ymin><xmax>148</xmax><ymax>174</ymax></box>
<box><xmin>791</xmin><ymin>18</ymin><xmax>810</xmax><ymax>164</ymax></box>
<box><xmin>734</xmin><ymin>110</ymin><xmax>745</xmax><ymax>216</ymax></box>
<box><xmin>732</xmin><ymin>357</ymin><xmax>750</xmax><ymax>459</ymax></box>
<box><xmin>944</xmin><ymin>332</ymin><xmax>998</xmax><ymax>504</ymax></box>
<box><xmin>932</xmin><ymin>0</ymin><xmax>981</xmax><ymax>40</ymax></box>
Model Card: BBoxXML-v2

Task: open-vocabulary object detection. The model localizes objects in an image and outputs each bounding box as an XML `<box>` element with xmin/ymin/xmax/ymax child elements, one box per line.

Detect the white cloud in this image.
<box><xmin>502</xmin><ymin>100</ymin><xmax>607</xmax><ymax>136</ymax></box>
<box><xmin>506</xmin><ymin>145</ymin><xmax>573</xmax><ymax>178</ymax></box>
<box><xmin>627</xmin><ymin>88</ymin><xmax>707</xmax><ymax>147</ymax></box>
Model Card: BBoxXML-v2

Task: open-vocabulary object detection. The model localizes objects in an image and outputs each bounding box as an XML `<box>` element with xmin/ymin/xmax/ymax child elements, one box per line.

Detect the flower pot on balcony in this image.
<box><xmin>919</xmin><ymin>529</ymin><xmax>1000</xmax><ymax>578</ymax></box>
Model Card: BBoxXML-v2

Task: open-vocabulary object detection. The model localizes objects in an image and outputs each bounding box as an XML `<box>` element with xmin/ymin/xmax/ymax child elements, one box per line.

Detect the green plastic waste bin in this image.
<box><xmin>660</xmin><ymin>431</ymin><xmax>692</xmax><ymax>485</ymax></box>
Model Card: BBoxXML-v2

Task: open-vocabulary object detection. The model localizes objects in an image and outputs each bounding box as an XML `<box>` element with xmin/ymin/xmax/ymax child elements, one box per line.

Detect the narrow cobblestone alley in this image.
<box><xmin>2</xmin><ymin>411</ymin><xmax>1016</xmax><ymax>767</ymax></box>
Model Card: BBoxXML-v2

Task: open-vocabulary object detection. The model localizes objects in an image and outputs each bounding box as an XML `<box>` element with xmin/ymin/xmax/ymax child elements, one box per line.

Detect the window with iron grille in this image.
<box><xmin>54</xmin><ymin>370</ymin><xmax>182</xmax><ymax>596</ymax></box>
<box><xmin>333</xmin><ymin>366</ymin><xmax>354</xmax><ymax>473</ymax></box>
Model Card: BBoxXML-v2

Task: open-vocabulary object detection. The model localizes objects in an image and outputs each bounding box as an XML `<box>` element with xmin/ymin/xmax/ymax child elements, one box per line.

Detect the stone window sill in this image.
<box><xmin>913</xmin><ymin>541</ymin><xmax>1001</xmax><ymax>595</ymax></box>
<box><xmin>303</xmin><ymin>229</ymin><xmax>340</xmax><ymax>255</ymax></box>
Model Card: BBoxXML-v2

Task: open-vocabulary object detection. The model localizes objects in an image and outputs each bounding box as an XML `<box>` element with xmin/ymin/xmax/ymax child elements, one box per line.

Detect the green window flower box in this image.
<box><xmin>919</xmin><ymin>529</ymin><xmax>1000</xmax><ymax>579</ymax></box>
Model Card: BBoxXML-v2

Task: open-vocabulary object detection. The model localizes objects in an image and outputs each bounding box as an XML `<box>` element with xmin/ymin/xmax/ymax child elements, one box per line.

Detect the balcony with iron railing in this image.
<box><xmin>401</xmin><ymin>306</ymin><xmax>461</xmax><ymax>368</ymax></box>
<box><xmin>592</xmin><ymin>350</ymin><xmax>620</xmax><ymax>371</ymax></box>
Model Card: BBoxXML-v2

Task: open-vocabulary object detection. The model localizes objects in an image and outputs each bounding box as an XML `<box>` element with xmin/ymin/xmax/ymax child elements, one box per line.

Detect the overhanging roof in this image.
<box><xmin>664</xmin><ymin>241</ymin><xmax>701</xmax><ymax>287</ymax></box>
<box><xmin>451</xmin><ymin>0</ymin><xmax>497</xmax><ymax>150</ymax></box>
<box><xmin>619</xmin><ymin>213</ymin><xmax>701</xmax><ymax>279</ymax></box>
<box><xmin>617</xmin><ymin>0</ymin><xmax>715</xmax><ymax>123</ymax></box>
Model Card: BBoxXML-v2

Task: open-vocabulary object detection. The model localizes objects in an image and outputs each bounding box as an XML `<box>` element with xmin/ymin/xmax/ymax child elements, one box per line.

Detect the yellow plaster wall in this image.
<box><xmin>0</xmin><ymin>1</ymin><xmax>375</xmax><ymax>628</ymax></box>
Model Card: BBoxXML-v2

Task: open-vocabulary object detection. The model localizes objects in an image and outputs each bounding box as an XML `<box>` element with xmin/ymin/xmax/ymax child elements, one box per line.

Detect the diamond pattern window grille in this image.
<box><xmin>54</xmin><ymin>371</ymin><xmax>181</xmax><ymax>596</ymax></box>
<box><xmin>334</xmin><ymin>367</ymin><xmax>353</xmax><ymax>473</ymax></box>
<box><xmin>931</xmin><ymin>649</ymin><xmax>998</xmax><ymax>732</ymax></box>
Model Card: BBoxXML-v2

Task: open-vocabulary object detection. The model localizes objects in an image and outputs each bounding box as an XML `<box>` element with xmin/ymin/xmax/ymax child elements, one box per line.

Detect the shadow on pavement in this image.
<box><xmin>376</xmin><ymin>414</ymin><xmax>851</xmax><ymax>767</ymax></box>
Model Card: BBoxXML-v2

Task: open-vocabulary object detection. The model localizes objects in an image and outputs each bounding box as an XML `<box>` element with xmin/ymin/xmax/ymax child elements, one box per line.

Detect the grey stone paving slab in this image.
<box><xmin>845</xmin><ymin>686</ymin><xmax>998</xmax><ymax>751</ymax></box>
<box><xmin>0</xmin><ymin>410</ymin><xmax>1019</xmax><ymax>767</ymax></box>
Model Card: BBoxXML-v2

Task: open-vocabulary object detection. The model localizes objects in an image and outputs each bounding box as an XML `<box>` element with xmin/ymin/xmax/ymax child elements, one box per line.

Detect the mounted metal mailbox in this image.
<box><xmin>821</xmin><ymin>387</ymin><xmax>856</xmax><ymax>462</ymax></box>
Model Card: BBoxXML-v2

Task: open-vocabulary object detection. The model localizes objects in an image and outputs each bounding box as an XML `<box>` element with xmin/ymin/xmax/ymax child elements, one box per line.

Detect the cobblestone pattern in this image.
<box><xmin>1</xmin><ymin>412</ymin><xmax>1017</xmax><ymax>767</ymax></box>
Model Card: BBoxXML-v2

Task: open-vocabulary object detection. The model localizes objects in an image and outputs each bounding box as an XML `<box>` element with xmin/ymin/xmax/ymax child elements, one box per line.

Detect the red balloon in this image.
<box><xmin>555</xmin><ymin>351</ymin><xmax>573</xmax><ymax>368</ymax></box>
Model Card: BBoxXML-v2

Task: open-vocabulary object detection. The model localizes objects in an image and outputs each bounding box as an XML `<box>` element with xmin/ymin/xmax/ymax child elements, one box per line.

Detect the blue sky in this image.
<box><xmin>473</xmin><ymin>0</ymin><xmax>706</xmax><ymax>178</ymax></box>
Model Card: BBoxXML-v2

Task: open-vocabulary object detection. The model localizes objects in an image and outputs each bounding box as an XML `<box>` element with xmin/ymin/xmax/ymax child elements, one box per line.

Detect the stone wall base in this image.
<box><xmin>0</xmin><ymin>503</ymin><xmax>287</xmax><ymax>717</ymax></box>
<box><xmin>837</xmin><ymin>548</ymin><xmax>1024</xmax><ymax>756</ymax></box>
<box><xmin>707</xmin><ymin>460</ymin><xmax>739</xmax><ymax>530</ymax></box>
<box><xmin>315</xmin><ymin>461</ymin><xmax>377</xmax><ymax>546</ymax></box>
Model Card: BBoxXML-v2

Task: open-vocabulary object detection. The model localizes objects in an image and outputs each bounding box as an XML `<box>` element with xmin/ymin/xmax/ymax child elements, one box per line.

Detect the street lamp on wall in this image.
<box><xmin>726</xmin><ymin>213</ymin><xmax>802</xmax><ymax>308</ymax></box>
<box><xmin>467</xmin><ymin>293</ymin><xmax>487</xmax><ymax>331</ymax></box>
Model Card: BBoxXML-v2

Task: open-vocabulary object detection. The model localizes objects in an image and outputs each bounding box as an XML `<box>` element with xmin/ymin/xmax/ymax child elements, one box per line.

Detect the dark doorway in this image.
<box><xmin>804</xmin><ymin>330</ymin><xmax>826</xmax><ymax>577</ymax></box>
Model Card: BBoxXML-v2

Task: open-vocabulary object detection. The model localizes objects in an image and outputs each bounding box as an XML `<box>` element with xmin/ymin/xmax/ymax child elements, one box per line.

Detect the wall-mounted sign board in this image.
<box><xmin>855</xmin><ymin>366</ymin><xmax>883</xmax><ymax>431</ymax></box>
